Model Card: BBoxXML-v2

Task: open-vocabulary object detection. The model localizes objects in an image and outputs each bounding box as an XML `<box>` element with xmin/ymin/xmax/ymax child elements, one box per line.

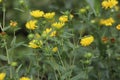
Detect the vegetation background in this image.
<box><xmin>0</xmin><ymin>0</ymin><xmax>120</xmax><ymax>80</ymax></box>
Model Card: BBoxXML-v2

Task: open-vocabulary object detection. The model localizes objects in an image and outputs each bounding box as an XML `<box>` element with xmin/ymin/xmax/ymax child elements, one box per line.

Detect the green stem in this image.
<box><xmin>85</xmin><ymin>67</ymin><xmax>88</xmax><ymax>80</ymax></box>
<box><xmin>54</xmin><ymin>70</ymin><xmax>58</xmax><ymax>80</ymax></box>
<box><xmin>0</xmin><ymin>23</ymin><xmax>3</xmax><ymax>31</ymax></box>
<box><xmin>4</xmin><ymin>40</ymin><xmax>10</xmax><ymax>64</ymax></box>
<box><xmin>57</xmin><ymin>51</ymin><xmax>65</xmax><ymax>69</ymax></box>
<box><xmin>2</xmin><ymin>2</ymin><xmax>6</xmax><ymax>29</ymax></box>
<box><xmin>2</xmin><ymin>1</ymin><xmax>13</xmax><ymax>79</ymax></box>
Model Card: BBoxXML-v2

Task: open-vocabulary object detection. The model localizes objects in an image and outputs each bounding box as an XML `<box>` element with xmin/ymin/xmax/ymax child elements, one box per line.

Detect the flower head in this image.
<box><xmin>30</xmin><ymin>10</ymin><xmax>44</xmax><ymax>18</ymax></box>
<box><xmin>100</xmin><ymin>17</ymin><xmax>115</xmax><ymax>26</ymax></box>
<box><xmin>116</xmin><ymin>24</ymin><xmax>120</xmax><ymax>30</ymax></box>
<box><xmin>102</xmin><ymin>37</ymin><xmax>109</xmax><ymax>43</ymax></box>
<box><xmin>80</xmin><ymin>35</ymin><xmax>94</xmax><ymax>46</ymax></box>
<box><xmin>25</xmin><ymin>20</ymin><xmax>37</xmax><ymax>30</ymax></box>
<box><xmin>50</xmin><ymin>31</ymin><xmax>56</xmax><ymax>37</ymax></box>
<box><xmin>59</xmin><ymin>14</ymin><xmax>73</xmax><ymax>22</ymax></box>
<box><xmin>59</xmin><ymin>15</ymin><xmax>68</xmax><ymax>22</ymax></box>
<box><xmin>28</xmin><ymin>39</ymin><xmax>42</xmax><ymax>48</ymax></box>
<box><xmin>10</xmin><ymin>20</ymin><xmax>17</xmax><ymax>27</ymax></box>
<box><xmin>0</xmin><ymin>73</ymin><xmax>6</xmax><ymax>80</ymax></box>
<box><xmin>42</xmin><ymin>28</ymin><xmax>56</xmax><ymax>37</ymax></box>
<box><xmin>52</xmin><ymin>22</ymin><xmax>65</xmax><ymax>29</ymax></box>
<box><xmin>102</xmin><ymin>0</ymin><xmax>118</xmax><ymax>9</ymax></box>
<box><xmin>44</xmin><ymin>12</ymin><xmax>55</xmax><ymax>19</ymax></box>
<box><xmin>52</xmin><ymin>47</ymin><xmax>58</xmax><ymax>52</ymax></box>
<box><xmin>20</xmin><ymin>77</ymin><xmax>30</xmax><ymax>80</ymax></box>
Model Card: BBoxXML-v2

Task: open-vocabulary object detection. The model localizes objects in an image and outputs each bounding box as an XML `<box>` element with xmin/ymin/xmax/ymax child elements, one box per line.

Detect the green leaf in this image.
<box><xmin>2</xmin><ymin>26</ymin><xmax>10</xmax><ymax>31</ymax></box>
<box><xmin>16</xmin><ymin>64</ymin><xmax>23</xmax><ymax>73</ymax></box>
<box><xmin>71</xmin><ymin>71</ymin><xmax>87</xmax><ymax>80</ymax></box>
<box><xmin>0</xmin><ymin>54</ymin><xmax>7</xmax><ymax>61</ymax></box>
<box><xmin>61</xmin><ymin>71</ymin><xmax>72</xmax><ymax>80</ymax></box>
<box><xmin>86</xmin><ymin>0</ymin><xmax>96</xmax><ymax>16</ymax></box>
<box><xmin>10</xmin><ymin>36</ymin><xmax>16</xmax><ymax>47</ymax></box>
<box><xmin>15</xmin><ymin>42</ymin><xmax>24</xmax><ymax>47</ymax></box>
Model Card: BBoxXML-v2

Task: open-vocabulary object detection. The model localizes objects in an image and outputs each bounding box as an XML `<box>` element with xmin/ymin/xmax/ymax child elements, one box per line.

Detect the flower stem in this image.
<box><xmin>2</xmin><ymin>2</ymin><xmax>6</xmax><ymax>29</ymax></box>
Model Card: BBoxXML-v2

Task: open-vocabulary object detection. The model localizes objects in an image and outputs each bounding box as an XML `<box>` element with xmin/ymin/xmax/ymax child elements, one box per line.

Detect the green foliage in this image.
<box><xmin>0</xmin><ymin>0</ymin><xmax>120</xmax><ymax>80</ymax></box>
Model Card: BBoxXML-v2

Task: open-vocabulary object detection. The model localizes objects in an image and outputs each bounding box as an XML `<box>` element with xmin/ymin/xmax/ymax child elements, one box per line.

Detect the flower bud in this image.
<box><xmin>83</xmin><ymin>60</ymin><xmax>91</xmax><ymax>64</ymax></box>
<box><xmin>27</xmin><ymin>34</ymin><xmax>34</xmax><ymax>40</ymax></box>
<box><xmin>19</xmin><ymin>0</ymin><xmax>24</xmax><ymax>4</ymax></box>
<box><xmin>11</xmin><ymin>62</ymin><xmax>17</xmax><ymax>67</ymax></box>
<box><xmin>79</xmin><ymin>8</ymin><xmax>87</xmax><ymax>14</ymax></box>
<box><xmin>84</xmin><ymin>53</ymin><xmax>92</xmax><ymax>59</ymax></box>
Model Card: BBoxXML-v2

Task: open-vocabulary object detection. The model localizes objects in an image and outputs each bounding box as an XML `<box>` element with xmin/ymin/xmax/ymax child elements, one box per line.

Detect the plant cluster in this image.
<box><xmin>0</xmin><ymin>0</ymin><xmax>120</xmax><ymax>80</ymax></box>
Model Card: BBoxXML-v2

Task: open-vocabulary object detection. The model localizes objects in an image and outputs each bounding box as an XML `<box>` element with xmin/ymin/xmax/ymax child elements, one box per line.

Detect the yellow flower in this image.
<box><xmin>50</xmin><ymin>31</ymin><xmax>56</xmax><ymax>37</ymax></box>
<box><xmin>10</xmin><ymin>20</ymin><xmax>17</xmax><ymax>27</ymax></box>
<box><xmin>30</xmin><ymin>10</ymin><xmax>44</xmax><ymax>18</ymax></box>
<box><xmin>59</xmin><ymin>14</ymin><xmax>73</xmax><ymax>22</ymax></box>
<box><xmin>28</xmin><ymin>40</ymin><xmax>42</xmax><ymax>48</ymax></box>
<box><xmin>100</xmin><ymin>17</ymin><xmax>115</xmax><ymax>26</ymax></box>
<box><xmin>43</xmin><ymin>28</ymin><xmax>52</xmax><ymax>35</ymax></box>
<box><xmin>42</xmin><ymin>28</ymin><xmax>56</xmax><ymax>37</ymax></box>
<box><xmin>44</xmin><ymin>12</ymin><xmax>55</xmax><ymax>19</ymax></box>
<box><xmin>52</xmin><ymin>22</ymin><xmax>65</xmax><ymax>29</ymax></box>
<box><xmin>80</xmin><ymin>35</ymin><xmax>94</xmax><ymax>46</ymax></box>
<box><xmin>25</xmin><ymin>20</ymin><xmax>37</xmax><ymax>30</ymax></box>
<box><xmin>102</xmin><ymin>0</ymin><xmax>118</xmax><ymax>9</ymax></box>
<box><xmin>59</xmin><ymin>15</ymin><xmax>68</xmax><ymax>22</ymax></box>
<box><xmin>116</xmin><ymin>24</ymin><xmax>120</xmax><ymax>30</ymax></box>
<box><xmin>20</xmin><ymin>77</ymin><xmax>30</xmax><ymax>80</ymax></box>
<box><xmin>0</xmin><ymin>73</ymin><xmax>6</xmax><ymax>80</ymax></box>
<box><xmin>52</xmin><ymin>47</ymin><xmax>58</xmax><ymax>52</ymax></box>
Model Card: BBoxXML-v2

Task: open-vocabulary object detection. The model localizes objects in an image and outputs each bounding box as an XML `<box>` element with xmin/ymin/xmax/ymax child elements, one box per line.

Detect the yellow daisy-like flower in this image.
<box><xmin>59</xmin><ymin>15</ymin><xmax>68</xmax><ymax>22</ymax></box>
<box><xmin>0</xmin><ymin>73</ymin><xmax>6</xmax><ymax>80</ymax></box>
<box><xmin>43</xmin><ymin>28</ymin><xmax>52</xmax><ymax>35</ymax></box>
<box><xmin>25</xmin><ymin>20</ymin><xmax>37</xmax><ymax>30</ymax></box>
<box><xmin>102</xmin><ymin>0</ymin><xmax>118</xmax><ymax>9</ymax></box>
<box><xmin>52</xmin><ymin>22</ymin><xmax>65</xmax><ymax>29</ymax></box>
<box><xmin>42</xmin><ymin>28</ymin><xmax>56</xmax><ymax>37</ymax></box>
<box><xmin>100</xmin><ymin>17</ymin><xmax>115</xmax><ymax>26</ymax></box>
<box><xmin>20</xmin><ymin>77</ymin><xmax>30</xmax><ymax>80</ymax></box>
<box><xmin>28</xmin><ymin>39</ymin><xmax>42</xmax><ymax>48</ymax></box>
<box><xmin>52</xmin><ymin>47</ymin><xmax>58</xmax><ymax>52</ymax></box>
<box><xmin>116</xmin><ymin>24</ymin><xmax>120</xmax><ymax>30</ymax></box>
<box><xmin>10</xmin><ymin>20</ymin><xmax>17</xmax><ymax>27</ymax></box>
<box><xmin>30</xmin><ymin>10</ymin><xmax>44</xmax><ymax>18</ymax></box>
<box><xmin>44</xmin><ymin>12</ymin><xmax>55</xmax><ymax>19</ymax></box>
<box><xmin>80</xmin><ymin>35</ymin><xmax>94</xmax><ymax>46</ymax></box>
<box><xmin>59</xmin><ymin>14</ymin><xmax>73</xmax><ymax>22</ymax></box>
<box><xmin>50</xmin><ymin>31</ymin><xmax>56</xmax><ymax>37</ymax></box>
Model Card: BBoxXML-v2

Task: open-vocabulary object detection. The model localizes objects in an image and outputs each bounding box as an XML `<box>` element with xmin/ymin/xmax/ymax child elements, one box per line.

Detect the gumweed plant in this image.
<box><xmin>0</xmin><ymin>0</ymin><xmax>120</xmax><ymax>80</ymax></box>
